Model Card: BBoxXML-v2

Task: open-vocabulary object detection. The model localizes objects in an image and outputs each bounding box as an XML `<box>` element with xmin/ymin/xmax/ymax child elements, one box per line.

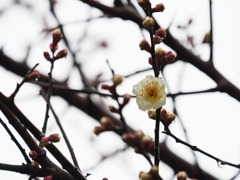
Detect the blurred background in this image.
<box><xmin>0</xmin><ymin>0</ymin><xmax>240</xmax><ymax>179</ymax></box>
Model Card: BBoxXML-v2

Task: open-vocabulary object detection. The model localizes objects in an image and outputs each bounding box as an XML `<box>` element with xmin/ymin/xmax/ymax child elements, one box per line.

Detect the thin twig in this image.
<box><xmin>0</xmin><ymin>117</ymin><xmax>31</xmax><ymax>163</ymax></box>
<box><xmin>163</xmin><ymin>128</ymin><xmax>240</xmax><ymax>169</ymax></box>
<box><xmin>40</xmin><ymin>89</ymin><xmax>81</xmax><ymax>171</ymax></box>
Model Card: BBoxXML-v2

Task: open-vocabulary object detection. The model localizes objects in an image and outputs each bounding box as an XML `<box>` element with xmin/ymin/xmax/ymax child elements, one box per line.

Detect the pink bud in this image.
<box><xmin>152</xmin><ymin>3</ymin><xmax>165</xmax><ymax>13</ymax></box>
<box><xmin>50</xmin><ymin>43</ymin><xmax>58</xmax><ymax>53</ymax></box>
<box><xmin>100</xmin><ymin>116</ymin><xmax>115</xmax><ymax>129</ymax></box>
<box><xmin>139</xmin><ymin>40</ymin><xmax>151</xmax><ymax>52</ymax></box>
<box><xmin>160</xmin><ymin>108</ymin><xmax>167</xmax><ymax>119</ymax></box>
<box><xmin>93</xmin><ymin>126</ymin><xmax>105</xmax><ymax>135</ymax></box>
<box><xmin>44</xmin><ymin>176</ymin><xmax>53</xmax><ymax>180</ymax></box>
<box><xmin>40</xmin><ymin>137</ymin><xmax>49</xmax><ymax>147</ymax></box>
<box><xmin>101</xmin><ymin>84</ymin><xmax>111</xmax><ymax>90</ymax></box>
<box><xmin>48</xmin><ymin>134</ymin><xmax>61</xmax><ymax>143</ymax></box>
<box><xmin>54</xmin><ymin>49</ymin><xmax>68</xmax><ymax>60</ymax></box>
<box><xmin>29</xmin><ymin>151</ymin><xmax>38</xmax><ymax>159</ymax></box>
<box><xmin>166</xmin><ymin>51</ymin><xmax>176</xmax><ymax>63</ymax></box>
<box><xmin>142</xmin><ymin>16</ymin><xmax>155</xmax><ymax>30</ymax></box>
<box><xmin>138</xmin><ymin>0</ymin><xmax>151</xmax><ymax>11</ymax></box>
<box><xmin>122</xmin><ymin>94</ymin><xmax>131</xmax><ymax>105</ymax></box>
<box><xmin>27</xmin><ymin>71</ymin><xmax>40</xmax><ymax>81</ymax></box>
<box><xmin>43</xmin><ymin>51</ymin><xmax>52</xmax><ymax>61</ymax></box>
<box><xmin>148</xmin><ymin>57</ymin><xmax>152</xmax><ymax>65</ymax></box>
<box><xmin>141</xmin><ymin>135</ymin><xmax>153</xmax><ymax>152</ymax></box>
<box><xmin>153</xmin><ymin>36</ymin><xmax>162</xmax><ymax>45</ymax></box>
<box><xmin>155</xmin><ymin>28</ymin><xmax>167</xmax><ymax>39</ymax></box>
<box><xmin>52</xmin><ymin>29</ymin><xmax>62</xmax><ymax>45</ymax></box>
<box><xmin>30</xmin><ymin>162</ymin><xmax>40</xmax><ymax>171</ymax></box>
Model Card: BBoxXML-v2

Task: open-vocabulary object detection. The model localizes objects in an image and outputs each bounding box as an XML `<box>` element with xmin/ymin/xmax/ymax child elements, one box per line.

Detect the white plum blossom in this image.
<box><xmin>132</xmin><ymin>75</ymin><xmax>166</xmax><ymax>111</ymax></box>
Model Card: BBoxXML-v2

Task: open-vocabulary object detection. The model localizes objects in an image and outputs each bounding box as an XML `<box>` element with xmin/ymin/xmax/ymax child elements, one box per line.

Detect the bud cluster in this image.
<box><xmin>122</xmin><ymin>130</ymin><xmax>153</xmax><ymax>153</ymax></box>
<box><xmin>93</xmin><ymin>116</ymin><xmax>116</xmax><ymax>135</ymax></box>
<box><xmin>39</xmin><ymin>133</ymin><xmax>61</xmax><ymax>147</ymax></box>
<box><xmin>101</xmin><ymin>74</ymin><xmax>131</xmax><ymax>109</ymax></box>
<box><xmin>138</xmin><ymin>0</ymin><xmax>165</xmax><ymax>14</ymax></box>
<box><xmin>139</xmin><ymin>166</ymin><xmax>159</xmax><ymax>180</ymax></box>
<box><xmin>43</xmin><ymin>29</ymin><xmax>68</xmax><ymax>62</ymax></box>
<box><xmin>148</xmin><ymin>108</ymin><xmax>175</xmax><ymax>128</ymax></box>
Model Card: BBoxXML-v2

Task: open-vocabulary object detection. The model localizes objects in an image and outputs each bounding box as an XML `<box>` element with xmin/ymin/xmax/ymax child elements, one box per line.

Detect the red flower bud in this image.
<box><xmin>27</xmin><ymin>71</ymin><xmax>40</xmax><ymax>81</ymax></box>
<box><xmin>153</xmin><ymin>36</ymin><xmax>162</xmax><ymax>45</ymax></box>
<box><xmin>48</xmin><ymin>134</ymin><xmax>61</xmax><ymax>143</ymax></box>
<box><xmin>54</xmin><ymin>49</ymin><xmax>68</xmax><ymax>60</ymax></box>
<box><xmin>40</xmin><ymin>137</ymin><xmax>49</xmax><ymax>147</ymax></box>
<box><xmin>155</xmin><ymin>28</ymin><xmax>167</xmax><ymax>39</ymax></box>
<box><xmin>138</xmin><ymin>0</ymin><xmax>151</xmax><ymax>11</ymax></box>
<box><xmin>52</xmin><ymin>29</ymin><xmax>62</xmax><ymax>45</ymax></box>
<box><xmin>152</xmin><ymin>3</ymin><xmax>165</xmax><ymax>13</ymax></box>
<box><xmin>139</xmin><ymin>40</ymin><xmax>151</xmax><ymax>52</ymax></box>
<box><xmin>100</xmin><ymin>116</ymin><xmax>115</xmax><ymax>129</ymax></box>
<box><xmin>43</xmin><ymin>51</ymin><xmax>52</xmax><ymax>61</ymax></box>
<box><xmin>50</xmin><ymin>43</ymin><xmax>58</xmax><ymax>53</ymax></box>
<box><xmin>155</xmin><ymin>47</ymin><xmax>166</xmax><ymax>59</ymax></box>
<box><xmin>30</xmin><ymin>162</ymin><xmax>40</xmax><ymax>171</ymax></box>
<box><xmin>29</xmin><ymin>151</ymin><xmax>38</xmax><ymax>159</ymax></box>
<box><xmin>166</xmin><ymin>51</ymin><xmax>176</xmax><ymax>63</ymax></box>
<box><xmin>93</xmin><ymin>126</ymin><xmax>105</xmax><ymax>135</ymax></box>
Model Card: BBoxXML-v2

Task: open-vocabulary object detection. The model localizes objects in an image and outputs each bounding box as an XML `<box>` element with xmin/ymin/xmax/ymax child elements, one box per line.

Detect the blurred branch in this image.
<box><xmin>163</xmin><ymin>128</ymin><xmax>240</xmax><ymax>169</ymax></box>
<box><xmin>209</xmin><ymin>0</ymin><xmax>213</xmax><ymax>62</ymax></box>
<box><xmin>0</xmin><ymin>117</ymin><xmax>31</xmax><ymax>164</ymax></box>
<box><xmin>40</xmin><ymin>89</ymin><xmax>81</xmax><ymax>171</ymax></box>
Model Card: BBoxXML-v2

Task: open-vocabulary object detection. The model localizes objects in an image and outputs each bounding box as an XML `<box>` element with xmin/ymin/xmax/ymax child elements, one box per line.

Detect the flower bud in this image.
<box><xmin>122</xmin><ymin>94</ymin><xmax>131</xmax><ymax>105</ymax></box>
<box><xmin>153</xmin><ymin>36</ymin><xmax>162</xmax><ymax>45</ymax></box>
<box><xmin>177</xmin><ymin>171</ymin><xmax>188</xmax><ymax>180</ymax></box>
<box><xmin>152</xmin><ymin>3</ymin><xmax>165</xmax><ymax>13</ymax></box>
<box><xmin>40</xmin><ymin>137</ymin><xmax>49</xmax><ymax>147</ymax></box>
<box><xmin>138</xmin><ymin>0</ymin><xmax>151</xmax><ymax>11</ymax></box>
<box><xmin>43</xmin><ymin>51</ymin><xmax>52</xmax><ymax>61</ymax></box>
<box><xmin>155</xmin><ymin>47</ymin><xmax>166</xmax><ymax>59</ymax></box>
<box><xmin>160</xmin><ymin>108</ymin><xmax>167</xmax><ymax>119</ymax></box>
<box><xmin>30</xmin><ymin>162</ymin><xmax>40</xmax><ymax>171</ymax></box>
<box><xmin>148</xmin><ymin>57</ymin><xmax>152</xmax><ymax>65</ymax></box>
<box><xmin>134</xmin><ymin>130</ymin><xmax>144</xmax><ymax>141</ymax></box>
<box><xmin>155</xmin><ymin>28</ymin><xmax>167</xmax><ymax>39</ymax></box>
<box><xmin>102</xmin><ymin>178</ymin><xmax>108</xmax><ymax>180</ymax></box>
<box><xmin>50</xmin><ymin>43</ymin><xmax>58</xmax><ymax>53</ymax></box>
<box><xmin>48</xmin><ymin>133</ymin><xmax>61</xmax><ymax>143</ymax></box>
<box><xmin>112</xmin><ymin>74</ymin><xmax>123</xmax><ymax>85</ymax></box>
<box><xmin>29</xmin><ymin>151</ymin><xmax>38</xmax><ymax>159</ymax></box>
<box><xmin>54</xmin><ymin>49</ymin><xmax>68</xmax><ymax>60</ymax></box>
<box><xmin>109</xmin><ymin>106</ymin><xmax>119</xmax><ymax>113</ymax></box>
<box><xmin>27</xmin><ymin>71</ymin><xmax>40</xmax><ymax>81</ymax></box>
<box><xmin>139</xmin><ymin>40</ymin><xmax>151</xmax><ymax>52</ymax></box>
<box><xmin>122</xmin><ymin>133</ymin><xmax>134</xmax><ymax>144</ymax></box>
<box><xmin>52</xmin><ymin>29</ymin><xmax>62</xmax><ymax>45</ymax></box>
<box><xmin>139</xmin><ymin>172</ymin><xmax>152</xmax><ymax>180</ymax></box>
<box><xmin>44</xmin><ymin>176</ymin><xmax>53</xmax><ymax>180</ymax></box>
<box><xmin>148</xmin><ymin>109</ymin><xmax>156</xmax><ymax>120</ymax></box>
<box><xmin>150</xmin><ymin>166</ymin><xmax>159</xmax><ymax>176</ymax></box>
<box><xmin>141</xmin><ymin>135</ymin><xmax>153</xmax><ymax>152</ymax></box>
<box><xmin>101</xmin><ymin>84</ymin><xmax>113</xmax><ymax>90</ymax></box>
<box><xmin>100</xmin><ymin>116</ymin><xmax>115</xmax><ymax>129</ymax></box>
<box><xmin>166</xmin><ymin>51</ymin><xmax>176</xmax><ymax>63</ymax></box>
<box><xmin>142</xmin><ymin>16</ymin><xmax>155</xmax><ymax>30</ymax></box>
<box><xmin>93</xmin><ymin>126</ymin><xmax>105</xmax><ymax>135</ymax></box>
